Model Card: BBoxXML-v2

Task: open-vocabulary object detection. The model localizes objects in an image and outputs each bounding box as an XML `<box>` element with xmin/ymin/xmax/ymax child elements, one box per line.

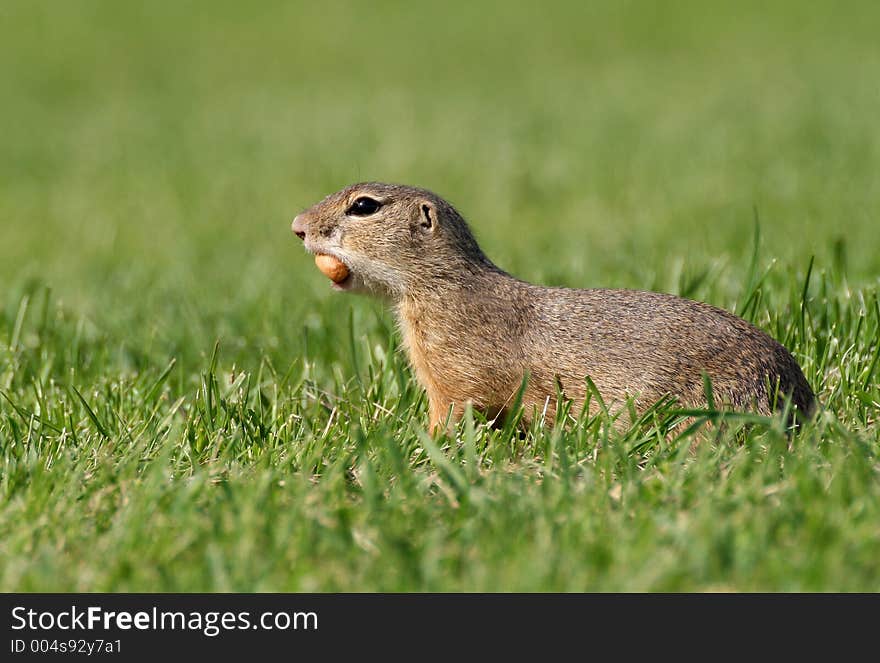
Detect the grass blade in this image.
<box><xmin>71</xmin><ymin>386</ymin><xmax>110</xmax><ymax>438</ymax></box>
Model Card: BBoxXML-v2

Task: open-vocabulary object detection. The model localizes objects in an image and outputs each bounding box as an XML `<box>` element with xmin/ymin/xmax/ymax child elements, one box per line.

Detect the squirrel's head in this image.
<box><xmin>291</xmin><ymin>182</ymin><xmax>490</xmax><ymax>299</ymax></box>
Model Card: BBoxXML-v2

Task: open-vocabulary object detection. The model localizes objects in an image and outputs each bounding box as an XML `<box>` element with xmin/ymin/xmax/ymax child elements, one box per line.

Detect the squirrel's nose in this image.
<box><xmin>291</xmin><ymin>214</ymin><xmax>307</xmax><ymax>240</ymax></box>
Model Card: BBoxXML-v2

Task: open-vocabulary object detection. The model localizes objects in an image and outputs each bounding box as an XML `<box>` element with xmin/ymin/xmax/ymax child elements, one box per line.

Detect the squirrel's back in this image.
<box><xmin>522</xmin><ymin>286</ymin><xmax>815</xmax><ymax>420</ymax></box>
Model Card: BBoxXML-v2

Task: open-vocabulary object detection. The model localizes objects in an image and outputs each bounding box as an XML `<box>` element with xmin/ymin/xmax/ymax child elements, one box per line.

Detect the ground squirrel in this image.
<box><xmin>292</xmin><ymin>182</ymin><xmax>815</xmax><ymax>432</ymax></box>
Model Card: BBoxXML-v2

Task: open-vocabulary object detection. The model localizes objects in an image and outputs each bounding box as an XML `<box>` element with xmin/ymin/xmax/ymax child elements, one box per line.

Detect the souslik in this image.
<box><xmin>292</xmin><ymin>182</ymin><xmax>815</xmax><ymax>433</ymax></box>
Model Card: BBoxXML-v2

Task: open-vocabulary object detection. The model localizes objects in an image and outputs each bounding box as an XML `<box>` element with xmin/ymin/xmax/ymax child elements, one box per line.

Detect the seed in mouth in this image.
<box><xmin>315</xmin><ymin>254</ymin><xmax>350</xmax><ymax>283</ymax></box>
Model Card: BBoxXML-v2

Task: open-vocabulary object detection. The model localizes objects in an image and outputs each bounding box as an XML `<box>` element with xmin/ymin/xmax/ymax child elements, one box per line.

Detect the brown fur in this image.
<box><xmin>292</xmin><ymin>182</ymin><xmax>816</xmax><ymax>432</ymax></box>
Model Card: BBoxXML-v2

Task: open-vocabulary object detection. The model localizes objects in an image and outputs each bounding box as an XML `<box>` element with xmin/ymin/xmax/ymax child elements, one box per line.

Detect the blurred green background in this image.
<box><xmin>3</xmin><ymin>1</ymin><xmax>878</xmax><ymax>313</ymax></box>
<box><xmin>1</xmin><ymin>1</ymin><xmax>879</xmax><ymax>591</ymax></box>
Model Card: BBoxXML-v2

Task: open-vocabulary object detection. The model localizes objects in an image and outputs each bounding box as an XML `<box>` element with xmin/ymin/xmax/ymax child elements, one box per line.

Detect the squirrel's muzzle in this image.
<box><xmin>291</xmin><ymin>214</ymin><xmax>307</xmax><ymax>240</ymax></box>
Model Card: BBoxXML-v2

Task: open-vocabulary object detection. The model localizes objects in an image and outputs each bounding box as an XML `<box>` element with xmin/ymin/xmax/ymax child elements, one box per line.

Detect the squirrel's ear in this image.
<box><xmin>419</xmin><ymin>202</ymin><xmax>437</xmax><ymax>233</ymax></box>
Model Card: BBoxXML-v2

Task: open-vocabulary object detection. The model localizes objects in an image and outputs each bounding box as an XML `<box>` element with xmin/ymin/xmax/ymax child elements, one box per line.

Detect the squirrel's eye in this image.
<box><xmin>347</xmin><ymin>196</ymin><xmax>382</xmax><ymax>217</ymax></box>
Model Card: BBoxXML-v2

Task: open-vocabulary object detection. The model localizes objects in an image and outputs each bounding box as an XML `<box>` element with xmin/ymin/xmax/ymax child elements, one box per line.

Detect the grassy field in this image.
<box><xmin>1</xmin><ymin>1</ymin><xmax>879</xmax><ymax>591</ymax></box>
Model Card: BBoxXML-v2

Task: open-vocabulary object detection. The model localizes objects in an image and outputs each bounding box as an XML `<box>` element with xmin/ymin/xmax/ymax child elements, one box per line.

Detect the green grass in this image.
<box><xmin>1</xmin><ymin>0</ymin><xmax>879</xmax><ymax>591</ymax></box>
